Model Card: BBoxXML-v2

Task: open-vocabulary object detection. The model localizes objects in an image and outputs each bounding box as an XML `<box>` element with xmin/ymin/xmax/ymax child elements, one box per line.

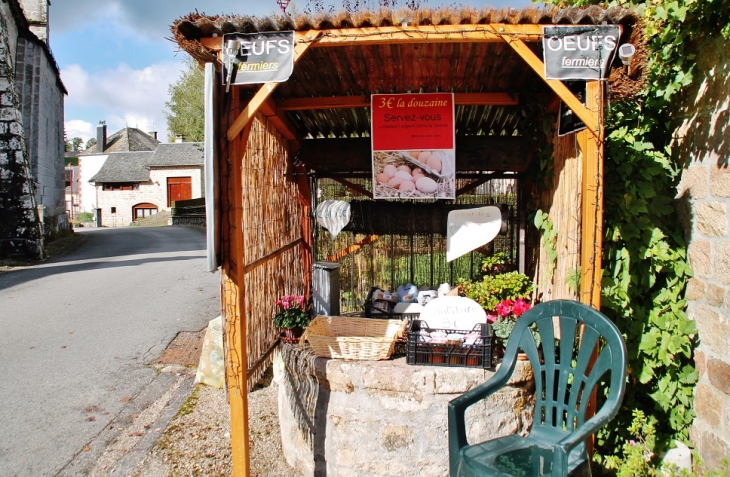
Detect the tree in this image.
<box><xmin>85</xmin><ymin>138</ymin><xmax>97</xmax><ymax>150</ymax></box>
<box><xmin>65</xmin><ymin>136</ymin><xmax>84</xmax><ymax>152</ymax></box>
<box><xmin>164</xmin><ymin>58</ymin><xmax>204</xmax><ymax>143</ymax></box>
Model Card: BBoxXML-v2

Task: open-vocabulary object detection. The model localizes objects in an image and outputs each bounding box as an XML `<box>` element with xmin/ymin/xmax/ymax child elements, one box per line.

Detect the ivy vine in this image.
<box><xmin>536</xmin><ymin>0</ymin><xmax>730</xmax><ymax>467</ymax></box>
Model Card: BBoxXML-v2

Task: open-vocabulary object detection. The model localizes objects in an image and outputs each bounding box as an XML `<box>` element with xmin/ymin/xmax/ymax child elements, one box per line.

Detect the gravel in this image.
<box><xmin>133</xmin><ymin>366</ymin><xmax>301</xmax><ymax>477</ymax></box>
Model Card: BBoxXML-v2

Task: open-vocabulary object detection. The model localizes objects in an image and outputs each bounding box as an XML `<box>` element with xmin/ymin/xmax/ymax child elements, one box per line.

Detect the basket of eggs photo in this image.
<box><xmin>373</xmin><ymin>150</ymin><xmax>455</xmax><ymax>199</ymax></box>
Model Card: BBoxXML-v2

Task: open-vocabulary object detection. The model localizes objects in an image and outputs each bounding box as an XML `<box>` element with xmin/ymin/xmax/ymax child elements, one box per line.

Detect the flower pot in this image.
<box><xmin>280</xmin><ymin>327</ymin><xmax>304</xmax><ymax>344</ymax></box>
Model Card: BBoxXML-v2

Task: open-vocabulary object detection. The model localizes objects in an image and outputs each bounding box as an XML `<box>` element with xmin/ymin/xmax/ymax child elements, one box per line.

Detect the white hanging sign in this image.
<box><xmin>446</xmin><ymin>206</ymin><xmax>502</xmax><ymax>262</ymax></box>
<box><xmin>316</xmin><ymin>200</ymin><xmax>351</xmax><ymax>239</ymax></box>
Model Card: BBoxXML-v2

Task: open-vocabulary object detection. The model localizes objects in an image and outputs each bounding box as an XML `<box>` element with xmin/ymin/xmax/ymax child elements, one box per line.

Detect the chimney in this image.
<box><xmin>148</xmin><ymin>131</ymin><xmax>158</xmax><ymax>141</ymax></box>
<box><xmin>175</xmin><ymin>135</ymin><xmax>184</xmax><ymax>143</ymax></box>
<box><xmin>96</xmin><ymin>121</ymin><xmax>107</xmax><ymax>152</ymax></box>
<box><xmin>20</xmin><ymin>0</ymin><xmax>49</xmax><ymax>43</ymax></box>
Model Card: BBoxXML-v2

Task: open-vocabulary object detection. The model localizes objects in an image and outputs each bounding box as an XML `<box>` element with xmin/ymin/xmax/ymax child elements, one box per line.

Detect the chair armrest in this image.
<box><xmin>448</xmin><ymin>353</ymin><xmax>518</xmax><ymax>476</ymax></box>
<box><xmin>557</xmin><ymin>406</ymin><xmax>616</xmax><ymax>452</ymax></box>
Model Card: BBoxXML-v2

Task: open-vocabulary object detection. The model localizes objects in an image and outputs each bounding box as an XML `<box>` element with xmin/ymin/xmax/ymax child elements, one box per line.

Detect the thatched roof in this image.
<box><xmin>171</xmin><ymin>5</ymin><xmax>641</xmax><ymax>143</ymax></box>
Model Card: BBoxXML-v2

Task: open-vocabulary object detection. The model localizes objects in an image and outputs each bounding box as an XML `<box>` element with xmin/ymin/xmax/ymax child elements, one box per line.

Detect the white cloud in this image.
<box><xmin>64</xmin><ymin>120</ymin><xmax>94</xmax><ymax>142</ymax></box>
<box><xmin>62</xmin><ymin>61</ymin><xmax>186</xmax><ymax>143</ymax></box>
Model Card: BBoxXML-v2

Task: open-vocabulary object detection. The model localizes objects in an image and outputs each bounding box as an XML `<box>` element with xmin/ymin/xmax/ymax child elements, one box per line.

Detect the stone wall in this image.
<box><xmin>674</xmin><ymin>35</ymin><xmax>730</xmax><ymax>468</ymax></box>
<box><xmin>276</xmin><ymin>345</ymin><xmax>534</xmax><ymax>477</ymax></box>
<box><xmin>0</xmin><ymin>2</ymin><xmax>41</xmax><ymax>259</ymax></box>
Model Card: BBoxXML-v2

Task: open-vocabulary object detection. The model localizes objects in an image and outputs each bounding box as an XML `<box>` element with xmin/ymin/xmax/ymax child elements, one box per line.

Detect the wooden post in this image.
<box><xmin>578</xmin><ymin>80</ymin><xmax>604</xmax><ymax>309</ymax></box>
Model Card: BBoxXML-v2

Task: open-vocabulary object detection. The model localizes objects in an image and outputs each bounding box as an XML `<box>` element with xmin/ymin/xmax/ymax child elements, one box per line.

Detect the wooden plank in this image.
<box><xmin>455</xmin><ymin>177</ymin><xmax>492</xmax><ymax>197</ymax></box>
<box><xmin>327</xmin><ymin>234</ymin><xmax>380</xmax><ymax>262</ymax></box>
<box><xmin>259</xmin><ymin>97</ymin><xmax>300</xmax><ymax>143</ymax></box>
<box><xmin>200</xmin><ymin>24</ymin><xmax>543</xmax><ymax>51</ymax></box>
<box><xmin>578</xmin><ymin>80</ymin><xmax>603</xmax><ymax>309</ymax></box>
<box><xmin>228</xmin><ymin>118</ymin><xmax>252</xmax><ymax>477</ymax></box>
<box><xmin>330</xmin><ymin>177</ymin><xmax>372</xmax><ymax>198</ymax></box>
<box><xmin>226</xmin><ymin>31</ymin><xmax>319</xmax><ymax>141</ymax></box>
<box><xmin>242</xmin><ymin>238</ymin><xmax>304</xmax><ymax>274</ymax></box>
<box><xmin>276</xmin><ymin>92</ymin><xmax>518</xmax><ymax>111</ymax></box>
<box><xmin>298</xmin><ymin>136</ymin><xmax>534</xmax><ymax>174</ymax></box>
<box><xmin>500</xmin><ymin>36</ymin><xmax>599</xmax><ymax>135</ymax></box>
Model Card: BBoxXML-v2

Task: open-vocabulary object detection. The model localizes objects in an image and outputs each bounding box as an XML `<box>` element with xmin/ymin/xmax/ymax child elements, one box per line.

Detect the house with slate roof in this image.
<box><xmin>77</xmin><ymin>122</ymin><xmax>161</xmax><ymax>214</ymax></box>
<box><xmin>89</xmin><ymin>141</ymin><xmax>204</xmax><ymax>227</ymax></box>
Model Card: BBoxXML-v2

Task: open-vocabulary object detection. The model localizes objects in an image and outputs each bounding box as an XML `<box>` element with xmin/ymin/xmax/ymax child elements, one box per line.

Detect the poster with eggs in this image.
<box><xmin>371</xmin><ymin>93</ymin><xmax>456</xmax><ymax>200</ymax></box>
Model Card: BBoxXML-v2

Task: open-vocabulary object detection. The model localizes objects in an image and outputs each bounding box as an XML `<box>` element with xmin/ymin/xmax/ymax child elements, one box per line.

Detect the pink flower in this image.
<box><xmin>512</xmin><ymin>299</ymin><xmax>531</xmax><ymax>317</ymax></box>
<box><xmin>486</xmin><ymin>313</ymin><xmax>498</xmax><ymax>324</ymax></box>
<box><xmin>495</xmin><ymin>299</ymin><xmax>513</xmax><ymax>317</ymax></box>
<box><xmin>629</xmin><ymin>440</ymin><xmax>636</xmax><ymax>446</ymax></box>
<box><xmin>296</xmin><ymin>295</ymin><xmax>305</xmax><ymax>306</ymax></box>
<box><xmin>282</xmin><ymin>300</ymin><xmax>290</xmax><ymax>310</ymax></box>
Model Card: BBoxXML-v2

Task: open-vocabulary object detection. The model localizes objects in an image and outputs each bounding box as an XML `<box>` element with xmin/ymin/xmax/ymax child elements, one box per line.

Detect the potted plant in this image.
<box><xmin>490</xmin><ymin>298</ymin><xmax>540</xmax><ymax>358</ymax></box>
<box><xmin>274</xmin><ymin>294</ymin><xmax>311</xmax><ymax>343</ymax></box>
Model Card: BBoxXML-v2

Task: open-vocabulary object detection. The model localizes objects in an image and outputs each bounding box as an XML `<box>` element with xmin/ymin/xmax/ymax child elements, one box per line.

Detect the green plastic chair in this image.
<box><xmin>448</xmin><ymin>300</ymin><xmax>627</xmax><ymax>477</ymax></box>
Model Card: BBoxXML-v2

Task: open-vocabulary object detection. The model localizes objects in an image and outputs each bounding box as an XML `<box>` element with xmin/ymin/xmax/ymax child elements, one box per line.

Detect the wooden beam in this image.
<box><xmin>326</xmin><ymin>234</ymin><xmax>380</xmax><ymax>262</ymax></box>
<box><xmin>226</xmin><ymin>120</ymin><xmax>252</xmax><ymax>477</ymax></box>
<box><xmin>226</xmin><ymin>31</ymin><xmax>320</xmax><ymax>141</ymax></box>
<box><xmin>330</xmin><ymin>177</ymin><xmax>373</xmax><ymax>198</ymax></box>
<box><xmin>298</xmin><ymin>136</ymin><xmax>534</xmax><ymax>174</ymax></box>
<box><xmin>276</xmin><ymin>93</ymin><xmax>518</xmax><ymax>111</ymax></box>
<box><xmin>260</xmin><ymin>97</ymin><xmax>300</xmax><ymax>142</ymax></box>
<box><xmin>578</xmin><ymin>80</ymin><xmax>604</xmax><ymax>309</ymax></box>
<box><xmin>500</xmin><ymin>36</ymin><xmax>599</xmax><ymax>135</ymax></box>
<box><xmin>242</xmin><ymin>238</ymin><xmax>304</xmax><ymax>274</ymax></box>
<box><xmin>200</xmin><ymin>24</ymin><xmax>542</xmax><ymax>52</ymax></box>
<box><xmin>456</xmin><ymin>177</ymin><xmax>492</xmax><ymax>197</ymax></box>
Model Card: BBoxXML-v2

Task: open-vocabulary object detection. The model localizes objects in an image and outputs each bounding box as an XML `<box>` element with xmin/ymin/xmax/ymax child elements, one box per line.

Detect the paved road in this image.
<box><xmin>0</xmin><ymin>226</ymin><xmax>220</xmax><ymax>477</ymax></box>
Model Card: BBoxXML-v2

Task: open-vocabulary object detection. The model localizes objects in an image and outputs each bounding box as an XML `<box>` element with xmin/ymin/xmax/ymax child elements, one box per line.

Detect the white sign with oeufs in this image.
<box><xmin>222</xmin><ymin>31</ymin><xmax>295</xmax><ymax>86</ymax></box>
<box><xmin>419</xmin><ymin>296</ymin><xmax>487</xmax><ymax>331</ymax></box>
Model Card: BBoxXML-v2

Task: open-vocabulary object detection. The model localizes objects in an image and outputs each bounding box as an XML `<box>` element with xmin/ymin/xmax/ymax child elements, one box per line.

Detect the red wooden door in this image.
<box><xmin>167</xmin><ymin>177</ymin><xmax>192</xmax><ymax>207</ymax></box>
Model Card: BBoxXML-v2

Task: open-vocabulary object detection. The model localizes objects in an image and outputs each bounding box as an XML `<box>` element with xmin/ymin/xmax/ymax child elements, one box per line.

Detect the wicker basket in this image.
<box><xmin>301</xmin><ymin>316</ymin><xmax>407</xmax><ymax>360</ymax></box>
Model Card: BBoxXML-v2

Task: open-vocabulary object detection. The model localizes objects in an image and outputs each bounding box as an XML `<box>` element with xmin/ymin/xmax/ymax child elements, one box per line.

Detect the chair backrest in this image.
<box><xmin>505</xmin><ymin>300</ymin><xmax>627</xmax><ymax>433</ymax></box>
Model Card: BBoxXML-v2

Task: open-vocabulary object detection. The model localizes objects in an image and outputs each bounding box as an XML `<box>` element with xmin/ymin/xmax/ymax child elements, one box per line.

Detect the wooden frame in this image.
<box><xmin>213</xmin><ymin>22</ymin><xmax>605</xmax><ymax>477</ymax></box>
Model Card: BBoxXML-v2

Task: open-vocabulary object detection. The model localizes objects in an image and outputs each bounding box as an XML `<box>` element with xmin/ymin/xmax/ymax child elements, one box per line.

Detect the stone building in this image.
<box><xmin>675</xmin><ymin>35</ymin><xmax>730</xmax><ymax>467</ymax></box>
<box><xmin>77</xmin><ymin>122</ymin><xmax>160</xmax><ymax>214</ymax></box>
<box><xmin>0</xmin><ymin>0</ymin><xmax>67</xmax><ymax>259</ymax></box>
<box><xmin>89</xmin><ymin>141</ymin><xmax>204</xmax><ymax>227</ymax></box>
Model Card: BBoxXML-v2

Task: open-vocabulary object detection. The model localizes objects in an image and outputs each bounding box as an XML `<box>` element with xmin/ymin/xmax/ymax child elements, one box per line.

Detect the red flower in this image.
<box><xmin>512</xmin><ymin>299</ymin><xmax>531</xmax><ymax>317</ymax></box>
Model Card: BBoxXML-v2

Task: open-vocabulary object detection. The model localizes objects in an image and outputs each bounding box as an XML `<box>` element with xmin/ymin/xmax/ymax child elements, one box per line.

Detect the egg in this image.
<box><xmin>410</xmin><ymin>151</ymin><xmax>421</xmax><ymax>159</ymax></box>
<box><xmin>394</xmin><ymin>170</ymin><xmax>413</xmax><ymax>181</ymax></box>
<box><xmin>416</xmin><ymin>176</ymin><xmax>439</xmax><ymax>194</ymax></box>
<box><xmin>397</xmin><ymin>165</ymin><xmax>412</xmax><ymax>173</ymax></box>
<box><xmin>376</xmin><ymin>172</ymin><xmax>391</xmax><ymax>184</ymax></box>
<box><xmin>426</xmin><ymin>153</ymin><xmax>442</xmax><ymax>173</ymax></box>
<box><xmin>417</xmin><ymin>151</ymin><xmax>431</xmax><ymax>163</ymax></box>
<box><xmin>399</xmin><ymin>180</ymin><xmax>416</xmax><ymax>192</ymax></box>
<box><xmin>412</xmin><ymin>167</ymin><xmax>425</xmax><ymax>178</ymax></box>
<box><xmin>383</xmin><ymin>164</ymin><xmax>398</xmax><ymax>178</ymax></box>
<box><xmin>387</xmin><ymin>176</ymin><xmax>405</xmax><ymax>188</ymax></box>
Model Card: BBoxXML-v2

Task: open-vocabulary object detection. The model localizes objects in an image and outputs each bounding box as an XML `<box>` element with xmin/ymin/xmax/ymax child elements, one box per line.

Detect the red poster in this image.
<box><xmin>371</xmin><ymin>93</ymin><xmax>456</xmax><ymax>200</ymax></box>
<box><xmin>371</xmin><ymin>93</ymin><xmax>454</xmax><ymax>151</ymax></box>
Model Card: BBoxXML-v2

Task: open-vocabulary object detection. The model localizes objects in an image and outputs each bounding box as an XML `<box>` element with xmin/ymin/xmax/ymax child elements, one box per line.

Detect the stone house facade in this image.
<box><xmin>0</xmin><ymin>0</ymin><xmax>66</xmax><ymax>259</ymax></box>
<box><xmin>675</xmin><ymin>35</ymin><xmax>730</xmax><ymax>467</ymax></box>
<box><xmin>78</xmin><ymin>123</ymin><xmax>160</xmax><ymax>214</ymax></box>
<box><xmin>89</xmin><ymin>142</ymin><xmax>204</xmax><ymax>227</ymax></box>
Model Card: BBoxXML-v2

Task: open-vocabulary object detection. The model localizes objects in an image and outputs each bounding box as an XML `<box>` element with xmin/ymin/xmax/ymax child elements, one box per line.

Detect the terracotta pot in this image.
<box><xmin>280</xmin><ymin>327</ymin><xmax>304</xmax><ymax>344</ymax></box>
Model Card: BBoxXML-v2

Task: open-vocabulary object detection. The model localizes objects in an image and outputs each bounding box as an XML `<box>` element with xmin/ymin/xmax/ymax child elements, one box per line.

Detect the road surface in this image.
<box><xmin>0</xmin><ymin>226</ymin><xmax>220</xmax><ymax>476</ymax></box>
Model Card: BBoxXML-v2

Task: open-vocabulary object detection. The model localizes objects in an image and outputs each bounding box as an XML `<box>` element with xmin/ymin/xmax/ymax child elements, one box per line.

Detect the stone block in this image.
<box><xmin>707</xmin><ymin>357</ymin><xmax>730</xmax><ymax>396</ymax></box>
<box><xmin>685</xmin><ymin>277</ymin><xmax>706</xmax><ymax>301</ymax></box>
<box><xmin>710</xmin><ymin>166</ymin><xmax>730</xmax><ymax>198</ymax></box>
<box><xmin>696</xmin><ymin>428</ymin><xmax>730</xmax><ymax>472</ymax></box>
<box><xmin>695</xmin><ymin>349</ymin><xmax>706</xmax><ymax>378</ymax></box>
<box><xmin>677</xmin><ymin>165</ymin><xmax>708</xmax><ymax>199</ymax></box>
<box><xmin>717</xmin><ymin>242</ymin><xmax>730</xmax><ymax>285</ymax></box>
<box><xmin>695</xmin><ymin>202</ymin><xmax>728</xmax><ymax>237</ymax></box>
<box><xmin>706</xmin><ymin>283</ymin><xmax>725</xmax><ymax>307</ymax></box>
<box><xmin>689</xmin><ymin>240</ymin><xmax>712</xmax><ymax>278</ymax></box>
<box><xmin>694</xmin><ymin>383</ymin><xmax>723</xmax><ymax>424</ymax></box>
<box><xmin>692</xmin><ymin>305</ymin><xmax>730</xmax><ymax>356</ymax></box>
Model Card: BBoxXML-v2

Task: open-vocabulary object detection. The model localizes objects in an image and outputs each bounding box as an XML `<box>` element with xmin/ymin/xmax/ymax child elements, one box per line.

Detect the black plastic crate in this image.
<box><xmin>406</xmin><ymin>320</ymin><xmax>493</xmax><ymax>369</ymax></box>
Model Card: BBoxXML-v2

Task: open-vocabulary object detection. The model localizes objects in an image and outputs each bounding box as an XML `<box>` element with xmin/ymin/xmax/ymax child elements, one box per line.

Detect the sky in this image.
<box><xmin>49</xmin><ymin>0</ymin><xmax>533</xmax><ymax>145</ymax></box>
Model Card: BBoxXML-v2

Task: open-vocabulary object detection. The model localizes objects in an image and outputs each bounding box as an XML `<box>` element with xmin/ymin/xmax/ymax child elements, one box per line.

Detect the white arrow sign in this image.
<box><xmin>446</xmin><ymin>206</ymin><xmax>502</xmax><ymax>262</ymax></box>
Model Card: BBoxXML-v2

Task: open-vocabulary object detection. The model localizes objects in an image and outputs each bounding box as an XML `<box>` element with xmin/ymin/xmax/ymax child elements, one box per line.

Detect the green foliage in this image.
<box><xmin>76</xmin><ymin>212</ymin><xmax>93</xmax><ymax>223</ymax></box>
<box><xmin>459</xmin><ymin>253</ymin><xmax>533</xmax><ymax>312</ymax></box>
<box><xmin>536</xmin><ymin>0</ymin><xmax>730</xmax><ymax>467</ymax></box>
<box><xmin>164</xmin><ymin>58</ymin><xmax>205</xmax><ymax>143</ymax></box>
<box><xmin>534</xmin><ymin>209</ymin><xmax>558</xmax><ymax>278</ymax></box>
<box><xmin>273</xmin><ymin>294</ymin><xmax>311</xmax><ymax>329</ymax></box>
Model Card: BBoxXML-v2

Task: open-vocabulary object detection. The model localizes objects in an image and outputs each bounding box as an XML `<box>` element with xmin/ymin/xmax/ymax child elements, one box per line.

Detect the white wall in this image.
<box><xmin>78</xmin><ymin>154</ymin><xmax>108</xmax><ymax>213</ymax></box>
